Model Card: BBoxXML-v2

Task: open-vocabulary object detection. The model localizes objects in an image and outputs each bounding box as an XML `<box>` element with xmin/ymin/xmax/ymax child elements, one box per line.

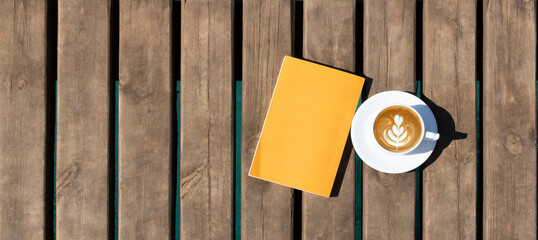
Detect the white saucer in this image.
<box><xmin>350</xmin><ymin>91</ymin><xmax>438</xmax><ymax>173</ymax></box>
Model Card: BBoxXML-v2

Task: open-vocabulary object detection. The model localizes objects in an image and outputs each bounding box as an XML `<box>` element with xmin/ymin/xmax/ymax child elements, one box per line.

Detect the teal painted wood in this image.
<box><xmin>115</xmin><ymin>81</ymin><xmax>118</xmax><ymax>240</ymax></box>
<box><xmin>176</xmin><ymin>81</ymin><xmax>181</xmax><ymax>240</ymax></box>
<box><xmin>235</xmin><ymin>81</ymin><xmax>242</xmax><ymax>240</ymax></box>
<box><xmin>416</xmin><ymin>81</ymin><xmax>422</xmax><ymax>239</ymax></box>
<box><xmin>114</xmin><ymin>80</ymin><xmax>120</xmax><ymax>240</ymax></box>
<box><xmin>54</xmin><ymin>83</ymin><xmax>57</xmax><ymax>239</ymax></box>
<box><xmin>355</xmin><ymin>96</ymin><xmax>363</xmax><ymax>240</ymax></box>
<box><xmin>476</xmin><ymin>79</ymin><xmax>483</xmax><ymax>238</ymax></box>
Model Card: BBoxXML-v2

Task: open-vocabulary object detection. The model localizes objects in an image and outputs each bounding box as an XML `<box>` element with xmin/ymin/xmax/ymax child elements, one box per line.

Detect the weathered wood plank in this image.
<box><xmin>118</xmin><ymin>0</ymin><xmax>171</xmax><ymax>239</ymax></box>
<box><xmin>483</xmin><ymin>0</ymin><xmax>536</xmax><ymax>238</ymax></box>
<box><xmin>422</xmin><ymin>0</ymin><xmax>477</xmax><ymax>239</ymax></box>
<box><xmin>56</xmin><ymin>0</ymin><xmax>110</xmax><ymax>238</ymax></box>
<box><xmin>0</xmin><ymin>0</ymin><xmax>46</xmax><ymax>239</ymax></box>
<box><xmin>180</xmin><ymin>0</ymin><xmax>234</xmax><ymax>239</ymax></box>
<box><xmin>241</xmin><ymin>0</ymin><xmax>294</xmax><ymax>239</ymax></box>
<box><xmin>363</xmin><ymin>0</ymin><xmax>416</xmax><ymax>239</ymax></box>
<box><xmin>302</xmin><ymin>0</ymin><xmax>356</xmax><ymax>239</ymax></box>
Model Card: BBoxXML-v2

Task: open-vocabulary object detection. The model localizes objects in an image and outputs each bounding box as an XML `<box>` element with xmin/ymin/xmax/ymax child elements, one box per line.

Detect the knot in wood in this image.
<box><xmin>504</xmin><ymin>132</ymin><xmax>524</xmax><ymax>155</ymax></box>
<box><xmin>17</xmin><ymin>80</ymin><xmax>26</xmax><ymax>89</ymax></box>
<box><xmin>56</xmin><ymin>163</ymin><xmax>80</xmax><ymax>199</ymax></box>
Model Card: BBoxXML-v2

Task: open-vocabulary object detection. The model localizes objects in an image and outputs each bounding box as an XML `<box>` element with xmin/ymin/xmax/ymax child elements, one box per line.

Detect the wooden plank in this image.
<box><xmin>118</xmin><ymin>0</ymin><xmax>171</xmax><ymax>239</ymax></box>
<box><xmin>363</xmin><ymin>0</ymin><xmax>416</xmax><ymax>239</ymax></box>
<box><xmin>241</xmin><ymin>0</ymin><xmax>294</xmax><ymax>239</ymax></box>
<box><xmin>302</xmin><ymin>1</ymin><xmax>356</xmax><ymax>239</ymax></box>
<box><xmin>422</xmin><ymin>0</ymin><xmax>476</xmax><ymax>239</ymax></box>
<box><xmin>483</xmin><ymin>0</ymin><xmax>536</xmax><ymax>238</ymax></box>
<box><xmin>180</xmin><ymin>0</ymin><xmax>234</xmax><ymax>239</ymax></box>
<box><xmin>0</xmin><ymin>0</ymin><xmax>46</xmax><ymax>238</ymax></box>
<box><xmin>56</xmin><ymin>0</ymin><xmax>110</xmax><ymax>238</ymax></box>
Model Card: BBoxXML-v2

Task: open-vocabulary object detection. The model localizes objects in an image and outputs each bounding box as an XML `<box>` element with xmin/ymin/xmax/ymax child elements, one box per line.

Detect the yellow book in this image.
<box><xmin>249</xmin><ymin>56</ymin><xmax>364</xmax><ymax>197</ymax></box>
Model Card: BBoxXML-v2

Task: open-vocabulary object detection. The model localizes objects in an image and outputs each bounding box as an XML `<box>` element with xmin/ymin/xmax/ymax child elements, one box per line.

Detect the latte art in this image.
<box><xmin>383</xmin><ymin>115</ymin><xmax>411</xmax><ymax>147</ymax></box>
<box><xmin>373</xmin><ymin>105</ymin><xmax>422</xmax><ymax>152</ymax></box>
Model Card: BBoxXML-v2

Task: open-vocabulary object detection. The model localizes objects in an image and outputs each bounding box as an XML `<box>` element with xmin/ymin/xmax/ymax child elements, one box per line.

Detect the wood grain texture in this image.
<box><xmin>422</xmin><ymin>0</ymin><xmax>477</xmax><ymax>239</ymax></box>
<box><xmin>180</xmin><ymin>0</ymin><xmax>234</xmax><ymax>239</ymax></box>
<box><xmin>56</xmin><ymin>0</ymin><xmax>110</xmax><ymax>238</ymax></box>
<box><xmin>0</xmin><ymin>1</ymin><xmax>46</xmax><ymax>239</ymax></box>
<box><xmin>118</xmin><ymin>0</ymin><xmax>171</xmax><ymax>239</ymax></box>
<box><xmin>363</xmin><ymin>0</ymin><xmax>416</xmax><ymax>239</ymax></box>
<box><xmin>483</xmin><ymin>0</ymin><xmax>536</xmax><ymax>239</ymax></box>
<box><xmin>241</xmin><ymin>0</ymin><xmax>294</xmax><ymax>239</ymax></box>
<box><xmin>302</xmin><ymin>1</ymin><xmax>356</xmax><ymax>239</ymax></box>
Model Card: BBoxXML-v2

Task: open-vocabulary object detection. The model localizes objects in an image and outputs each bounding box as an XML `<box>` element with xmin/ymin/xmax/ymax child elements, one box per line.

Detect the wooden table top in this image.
<box><xmin>0</xmin><ymin>0</ymin><xmax>535</xmax><ymax>239</ymax></box>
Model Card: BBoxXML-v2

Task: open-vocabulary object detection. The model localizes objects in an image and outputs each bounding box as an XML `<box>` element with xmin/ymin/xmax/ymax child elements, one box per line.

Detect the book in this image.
<box><xmin>249</xmin><ymin>56</ymin><xmax>364</xmax><ymax>197</ymax></box>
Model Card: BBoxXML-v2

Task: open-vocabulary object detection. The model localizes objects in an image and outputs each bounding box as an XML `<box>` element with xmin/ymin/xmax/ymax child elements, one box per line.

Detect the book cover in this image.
<box><xmin>249</xmin><ymin>56</ymin><xmax>364</xmax><ymax>197</ymax></box>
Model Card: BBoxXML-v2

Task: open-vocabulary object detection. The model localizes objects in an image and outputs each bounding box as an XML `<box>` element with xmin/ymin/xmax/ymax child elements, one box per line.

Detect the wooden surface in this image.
<box><xmin>0</xmin><ymin>0</ymin><xmax>47</xmax><ymax>239</ymax></box>
<box><xmin>483</xmin><ymin>0</ymin><xmax>537</xmax><ymax>239</ymax></box>
<box><xmin>180</xmin><ymin>0</ymin><xmax>234</xmax><ymax>239</ymax></box>
<box><xmin>363</xmin><ymin>0</ymin><xmax>416</xmax><ymax>239</ymax></box>
<box><xmin>422</xmin><ymin>0</ymin><xmax>477</xmax><ymax>239</ymax></box>
<box><xmin>56</xmin><ymin>0</ymin><xmax>110</xmax><ymax>238</ymax></box>
<box><xmin>2</xmin><ymin>0</ymin><xmax>538</xmax><ymax>238</ymax></box>
<box><xmin>302</xmin><ymin>1</ymin><xmax>356</xmax><ymax>239</ymax></box>
<box><xmin>241</xmin><ymin>0</ymin><xmax>294</xmax><ymax>239</ymax></box>
<box><xmin>118</xmin><ymin>0</ymin><xmax>171</xmax><ymax>239</ymax></box>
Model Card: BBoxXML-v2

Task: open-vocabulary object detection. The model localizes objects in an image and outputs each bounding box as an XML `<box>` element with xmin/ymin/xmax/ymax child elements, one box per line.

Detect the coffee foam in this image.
<box><xmin>373</xmin><ymin>106</ymin><xmax>422</xmax><ymax>152</ymax></box>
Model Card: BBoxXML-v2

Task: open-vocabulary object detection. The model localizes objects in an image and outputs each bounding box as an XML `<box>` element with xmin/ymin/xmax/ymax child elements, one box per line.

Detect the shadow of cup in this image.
<box><xmin>420</xmin><ymin>95</ymin><xmax>467</xmax><ymax>169</ymax></box>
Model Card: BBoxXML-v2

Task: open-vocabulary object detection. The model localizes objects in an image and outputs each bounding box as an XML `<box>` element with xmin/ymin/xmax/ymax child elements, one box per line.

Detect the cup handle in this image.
<box><xmin>425</xmin><ymin>132</ymin><xmax>440</xmax><ymax>141</ymax></box>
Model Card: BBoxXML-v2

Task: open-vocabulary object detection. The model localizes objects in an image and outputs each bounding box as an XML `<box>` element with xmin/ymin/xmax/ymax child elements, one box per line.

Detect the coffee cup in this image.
<box><xmin>372</xmin><ymin>104</ymin><xmax>439</xmax><ymax>154</ymax></box>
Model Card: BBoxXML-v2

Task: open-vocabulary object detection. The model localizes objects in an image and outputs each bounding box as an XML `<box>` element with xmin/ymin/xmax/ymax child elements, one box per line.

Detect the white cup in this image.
<box><xmin>372</xmin><ymin>104</ymin><xmax>439</xmax><ymax>155</ymax></box>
